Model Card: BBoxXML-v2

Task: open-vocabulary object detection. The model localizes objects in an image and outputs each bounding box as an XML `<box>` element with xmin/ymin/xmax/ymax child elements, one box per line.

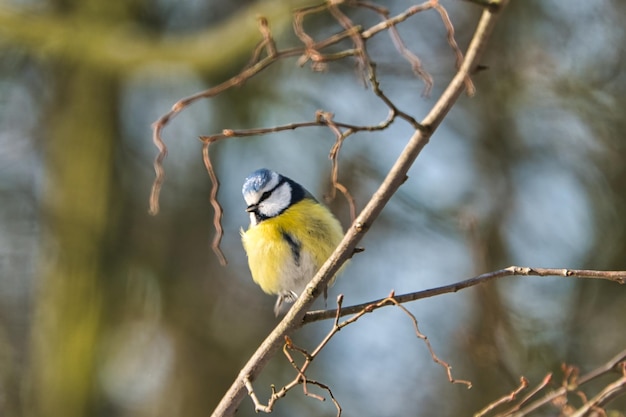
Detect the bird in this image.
<box><xmin>241</xmin><ymin>168</ymin><xmax>344</xmax><ymax>316</ymax></box>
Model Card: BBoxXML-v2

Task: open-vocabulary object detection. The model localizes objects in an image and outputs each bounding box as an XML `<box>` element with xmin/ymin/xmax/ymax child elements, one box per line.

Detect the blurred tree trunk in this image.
<box><xmin>28</xmin><ymin>65</ymin><xmax>118</xmax><ymax>417</ymax></box>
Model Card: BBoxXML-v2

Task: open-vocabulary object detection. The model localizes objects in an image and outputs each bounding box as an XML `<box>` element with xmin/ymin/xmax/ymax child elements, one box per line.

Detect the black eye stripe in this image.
<box><xmin>260</xmin><ymin>191</ymin><xmax>271</xmax><ymax>202</ymax></box>
<box><xmin>258</xmin><ymin>178</ymin><xmax>287</xmax><ymax>204</ymax></box>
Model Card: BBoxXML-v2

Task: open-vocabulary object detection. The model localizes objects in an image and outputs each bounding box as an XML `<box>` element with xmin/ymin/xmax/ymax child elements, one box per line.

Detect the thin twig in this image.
<box><xmin>506</xmin><ymin>349</ymin><xmax>626</xmax><ymax>417</ymax></box>
<box><xmin>570</xmin><ymin>364</ymin><xmax>626</xmax><ymax>417</ymax></box>
<box><xmin>327</xmin><ymin>2</ymin><xmax>370</xmax><ymax>84</ymax></box>
<box><xmin>246</xmin><ymin>291</ymin><xmax>470</xmax><ymax>414</ymax></box>
<box><xmin>304</xmin><ymin>266</ymin><xmax>625</xmax><ymax>323</ymax></box>
<box><xmin>385</xmin><ymin>295</ymin><xmax>472</xmax><ymax>388</ymax></box>
<box><xmin>357</xmin><ymin>0</ymin><xmax>434</xmax><ymax>94</ymax></box>
<box><xmin>320</xmin><ymin>111</ymin><xmax>358</xmax><ymax>222</ymax></box>
<box><xmin>432</xmin><ymin>2</ymin><xmax>476</xmax><ymax>95</ymax></box>
<box><xmin>361</xmin><ymin>1</ymin><xmax>436</xmax><ymax>39</ymax></box>
<box><xmin>201</xmin><ymin>141</ymin><xmax>227</xmax><ymax>266</ymax></box>
<box><xmin>493</xmin><ymin>373</ymin><xmax>552</xmax><ymax>417</ymax></box>
<box><xmin>474</xmin><ymin>377</ymin><xmax>529</xmax><ymax>417</ymax></box>
<box><xmin>245</xmin><ymin>17</ymin><xmax>276</xmax><ymax>69</ymax></box>
<box><xmin>480</xmin><ymin>350</ymin><xmax>626</xmax><ymax>416</ymax></box>
<box><xmin>244</xmin><ymin>296</ymin><xmax>348</xmax><ymax>415</ymax></box>
<box><xmin>198</xmin><ymin>115</ymin><xmax>404</xmax><ymax>144</ymax></box>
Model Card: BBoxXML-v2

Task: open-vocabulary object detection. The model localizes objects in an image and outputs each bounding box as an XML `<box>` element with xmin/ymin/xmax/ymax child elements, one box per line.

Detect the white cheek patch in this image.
<box><xmin>259</xmin><ymin>182</ymin><xmax>291</xmax><ymax>218</ymax></box>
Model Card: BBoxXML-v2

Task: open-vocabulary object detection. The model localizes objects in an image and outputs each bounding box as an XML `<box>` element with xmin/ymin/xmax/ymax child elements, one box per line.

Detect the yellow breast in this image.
<box><xmin>241</xmin><ymin>198</ymin><xmax>344</xmax><ymax>296</ymax></box>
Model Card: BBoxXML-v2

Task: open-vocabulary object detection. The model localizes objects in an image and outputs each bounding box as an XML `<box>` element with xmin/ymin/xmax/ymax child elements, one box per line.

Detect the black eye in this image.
<box><xmin>260</xmin><ymin>191</ymin><xmax>271</xmax><ymax>202</ymax></box>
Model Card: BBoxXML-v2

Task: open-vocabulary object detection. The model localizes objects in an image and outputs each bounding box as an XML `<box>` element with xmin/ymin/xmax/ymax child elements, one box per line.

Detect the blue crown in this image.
<box><xmin>242</xmin><ymin>168</ymin><xmax>276</xmax><ymax>195</ymax></box>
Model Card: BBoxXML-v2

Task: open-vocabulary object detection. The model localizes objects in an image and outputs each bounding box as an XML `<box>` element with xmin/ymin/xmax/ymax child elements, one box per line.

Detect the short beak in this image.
<box><xmin>246</xmin><ymin>204</ymin><xmax>257</xmax><ymax>213</ymax></box>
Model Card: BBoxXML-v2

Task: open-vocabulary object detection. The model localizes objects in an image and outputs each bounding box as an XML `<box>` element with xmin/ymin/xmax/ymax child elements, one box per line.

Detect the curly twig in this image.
<box><xmin>201</xmin><ymin>141</ymin><xmax>227</xmax><ymax>266</ymax></box>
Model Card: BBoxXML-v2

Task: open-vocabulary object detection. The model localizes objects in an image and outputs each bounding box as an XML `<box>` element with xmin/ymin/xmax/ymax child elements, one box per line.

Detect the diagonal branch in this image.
<box><xmin>210</xmin><ymin>2</ymin><xmax>510</xmax><ymax>416</ymax></box>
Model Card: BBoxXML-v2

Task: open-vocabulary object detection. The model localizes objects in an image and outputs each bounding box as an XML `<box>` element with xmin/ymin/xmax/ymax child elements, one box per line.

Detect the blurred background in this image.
<box><xmin>1</xmin><ymin>0</ymin><xmax>625</xmax><ymax>416</ymax></box>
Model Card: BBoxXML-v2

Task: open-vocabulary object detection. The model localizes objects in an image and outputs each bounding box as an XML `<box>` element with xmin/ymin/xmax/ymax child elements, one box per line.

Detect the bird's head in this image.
<box><xmin>242</xmin><ymin>169</ymin><xmax>307</xmax><ymax>225</ymax></box>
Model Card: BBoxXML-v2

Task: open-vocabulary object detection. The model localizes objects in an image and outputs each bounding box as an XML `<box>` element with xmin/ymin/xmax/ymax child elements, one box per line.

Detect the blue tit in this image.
<box><xmin>241</xmin><ymin>168</ymin><xmax>344</xmax><ymax>316</ymax></box>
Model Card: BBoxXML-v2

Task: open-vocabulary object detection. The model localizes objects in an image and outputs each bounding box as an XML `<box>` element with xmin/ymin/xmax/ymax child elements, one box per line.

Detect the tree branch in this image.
<box><xmin>303</xmin><ymin>266</ymin><xmax>626</xmax><ymax>323</ymax></box>
<box><xmin>209</xmin><ymin>2</ymin><xmax>510</xmax><ymax>416</ymax></box>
